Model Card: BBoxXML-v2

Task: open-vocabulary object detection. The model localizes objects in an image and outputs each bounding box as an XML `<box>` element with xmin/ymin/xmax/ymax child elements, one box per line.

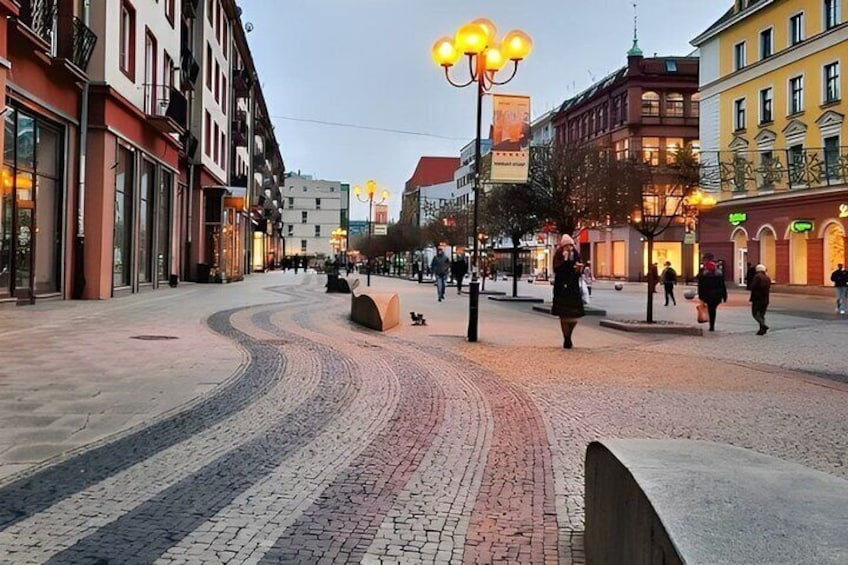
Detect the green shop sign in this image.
<box><xmin>790</xmin><ymin>220</ymin><xmax>814</xmax><ymax>233</ymax></box>
<box><xmin>728</xmin><ymin>212</ymin><xmax>747</xmax><ymax>226</ymax></box>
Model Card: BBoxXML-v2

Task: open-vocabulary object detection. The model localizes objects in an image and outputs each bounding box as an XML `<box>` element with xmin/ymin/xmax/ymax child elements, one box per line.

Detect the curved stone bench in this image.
<box><xmin>350</xmin><ymin>280</ymin><xmax>399</xmax><ymax>331</ymax></box>
<box><xmin>585</xmin><ymin>439</ymin><xmax>848</xmax><ymax>565</ymax></box>
<box><xmin>325</xmin><ymin>274</ymin><xmax>352</xmax><ymax>293</ymax></box>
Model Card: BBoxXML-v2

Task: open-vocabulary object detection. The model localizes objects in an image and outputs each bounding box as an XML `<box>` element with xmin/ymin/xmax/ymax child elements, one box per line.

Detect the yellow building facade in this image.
<box><xmin>693</xmin><ymin>0</ymin><xmax>848</xmax><ymax>288</ymax></box>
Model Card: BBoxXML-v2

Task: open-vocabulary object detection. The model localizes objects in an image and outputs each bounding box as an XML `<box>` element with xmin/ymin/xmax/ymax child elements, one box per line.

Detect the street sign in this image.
<box><xmin>373</xmin><ymin>224</ymin><xmax>388</xmax><ymax>236</ymax></box>
<box><xmin>683</xmin><ymin>232</ymin><xmax>696</xmax><ymax>244</ymax></box>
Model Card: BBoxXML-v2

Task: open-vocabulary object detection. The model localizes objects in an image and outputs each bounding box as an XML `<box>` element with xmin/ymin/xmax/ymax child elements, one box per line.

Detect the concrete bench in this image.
<box><xmin>325</xmin><ymin>273</ymin><xmax>353</xmax><ymax>293</ymax></box>
<box><xmin>585</xmin><ymin>439</ymin><xmax>848</xmax><ymax>565</ymax></box>
<box><xmin>349</xmin><ymin>279</ymin><xmax>399</xmax><ymax>331</ymax></box>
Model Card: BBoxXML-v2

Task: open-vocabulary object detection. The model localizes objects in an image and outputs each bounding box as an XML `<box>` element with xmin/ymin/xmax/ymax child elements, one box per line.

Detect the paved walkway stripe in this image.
<box><xmin>44</xmin><ymin>311</ymin><xmax>361</xmax><ymax>564</ymax></box>
<box><xmin>0</xmin><ymin>305</ymin><xmax>287</xmax><ymax>530</ymax></box>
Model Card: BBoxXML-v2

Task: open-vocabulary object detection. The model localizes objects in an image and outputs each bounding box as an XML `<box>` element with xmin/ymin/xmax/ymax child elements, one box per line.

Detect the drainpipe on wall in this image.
<box><xmin>72</xmin><ymin>0</ymin><xmax>92</xmax><ymax>299</ymax></box>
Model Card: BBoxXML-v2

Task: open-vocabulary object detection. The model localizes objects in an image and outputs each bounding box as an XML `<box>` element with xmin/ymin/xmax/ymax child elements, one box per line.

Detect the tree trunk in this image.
<box><xmin>511</xmin><ymin>236</ymin><xmax>520</xmax><ymax>297</ymax></box>
<box><xmin>646</xmin><ymin>235</ymin><xmax>655</xmax><ymax>323</ymax></box>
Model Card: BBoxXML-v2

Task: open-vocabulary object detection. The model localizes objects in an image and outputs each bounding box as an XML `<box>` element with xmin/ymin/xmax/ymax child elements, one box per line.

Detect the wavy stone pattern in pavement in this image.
<box><xmin>155</xmin><ymin>308</ymin><xmax>402</xmax><ymax>564</ymax></box>
<box><xmin>0</xmin><ymin>307</ymin><xmax>330</xmax><ymax>562</ymax></box>
<box><xmin>45</xmin><ymin>312</ymin><xmax>362</xmax><ymax>564</ymax></box>
<box><xmin>0</xmin><ymin>305</ymin><xmax>285</xmax><ymax>530</ymax></box>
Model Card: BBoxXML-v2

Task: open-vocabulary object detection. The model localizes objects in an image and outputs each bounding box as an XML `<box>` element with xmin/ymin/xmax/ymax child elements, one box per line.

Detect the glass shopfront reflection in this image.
<box><xmin>1</xmin><ymin>107</ymin><xmax>63</xmax><ymax>301</ymax></box>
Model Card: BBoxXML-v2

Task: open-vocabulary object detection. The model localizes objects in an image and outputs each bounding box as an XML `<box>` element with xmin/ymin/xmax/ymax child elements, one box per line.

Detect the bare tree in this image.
<box><xmin>627</xmin><ymin>144</ymin><xmax>702</xmax><ymax>323</ymax></box>
<box><xmin>421</xmin><ymin>199</ymin><xmax>471</xmax><ymax>248</ymax></box>
<box><xmin>481</xmin><ymin>182</ymin><xmax>543</xmax><ymax>297</ymax></box>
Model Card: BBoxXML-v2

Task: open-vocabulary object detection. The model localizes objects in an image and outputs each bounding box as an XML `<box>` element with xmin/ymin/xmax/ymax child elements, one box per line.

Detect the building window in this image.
<box><xmin>220</xmin><ymin>131</ymin><xmax>225</xmax><ymax>169</ymax></box>
<box><xmin>204</xmin><ymin>111</ymin><xmax>211</xmax><ymax>156</ymax></box>
<box><xmin>666</xmin><ymin>93</ymin><xmax>684</xmax><ymax>117</ymax></box>
<box><xmin>613</xmin><ymin>138</ymin><xmax>629</xmax><ymax>160</ymax></box>
<box><xmin>824</xmin><ymin>135</ymin><xmax>840</xmax><ymax>179</ymax></box>
<box><xmin>113</xmin><ymin>145</ymin><xmax>135</xmax><ymax>288</ymax></box>
<box><xmin>138</xmin><ymin>160</ymin><xmax>155</xmax><ymax>284</ymax></box>
<box><xmin>119</xmin><ymin>2</ymin><xmax>136</xmax><ymax>78</ymax></box>
<box><xmin>790</xmin><ymin>12</ymin><xmax>804</xmax><ymax>45</ymax></box>
<box><xmin>760</xmin><ymin>88</ymin><xmax>773</xmax><ymax>123</ymax></box>
<box><xmin>734</xmin><ymin>98</ymin><xmax>747</xmax><ymax>131</ymax></box>
<box><xmin>642</xmin><ymin>137</ymin><xmax>660</xmax><ymax>165</ymax></box>
<box><xmin>759</xmin><ymin>28</ymin><xmax>773</xmax><ymax>59</ymax></box>
<box><xmin>165</xmin><ymin>0</ymin><xmax>175</xmax><ymax>25</ymax></box>
<box><xmin>641</xmin><ymin>91</ymin><xmax>660</xmax><ymax>116</ymax></box>
<box><xmin>214</xmin><ymin>60</ymin><xmax>220</xmax><ymax>103</ymax></box>
<box><xmin>207</xmin><ymin>0</ymin><xmax>213</xmax><ymax>24</ymax></box>
<box><xmin>665</xmin><ymin>60</ymin><xmax>677</xmax><ymax>72</ymax></box>
<box><xmin>734</xmin><ymin>41</ymin><xmax>746</xmax><ymax>71</ymax></box>
<box><xmin>314</xmin><ymin>225</ymin><xmax>321</xmax><ymax>237</ymax></box>
<box><xmin>287</xmin><ymin>225</ymin><xmax>293</xmax><ymax>237</ymax></box>
<box><xmin>301</xmin><ymin>211</ymin><xmax>307</xmax><ymax>223</ymax></box>
<box><xmin>789</xmin><ymin>75</ymin><xmax>804</xmax><ymax>114</ymax></box>
<box><xmin>205</xmin><ymin>43</ymin><xmax>212</xmax><ymax>90</ymax></box>
<box><xmin>824</xmin><ymin>62</ymin><xmax>840</xmax><ymax>103</ymax></box>
<box><xmin>213</xmin><ymin>122</ymin><xmax>219</xmax><ymax>164</ymax></box>
<box><xmin>288</xmin><ymin>196</ymin><xmax>294</xmax><ymax>207</ymax></box>
<box><xmin>825</xmin><ymin>0</ymin><xmax>840</xmax><ymax>30</ymax></box>
<box><xmin>300</xmin><ymin>239</ymin><xmax>307</xmax><ymax>253</ymax></box>
<box><xmin>665</xmin><ymin>138</ymin><xmax>684</xmax><ymax>164</ymax></box>
<box><xmin>315</xmin><ymin>198</ymin><xmax>321</xmax><ymax>209</ymax></box>
<box><xmin>690</xmin><ymin>93</ymin><xmax>700</xmax><ymax>117</ymax></box>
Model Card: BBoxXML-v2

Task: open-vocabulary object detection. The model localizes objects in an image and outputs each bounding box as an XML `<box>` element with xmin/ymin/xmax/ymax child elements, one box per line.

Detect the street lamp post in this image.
<box><xmin>432</xmin><ymin>19</ymin><xmax>532</xmax><ymax>342</ymax></box>
<box><xmin>353</xmin><ymin>180</ymin><xmax>389</xmax><ymax>287</ymax></box>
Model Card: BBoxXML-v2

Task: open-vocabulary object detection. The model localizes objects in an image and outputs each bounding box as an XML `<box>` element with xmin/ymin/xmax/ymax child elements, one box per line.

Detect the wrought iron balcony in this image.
<box><xmin>180</xmin><ymin>47</ymin><xmax>200</xmax><ymax>90</ymax></box>
<box><xmin>18</xmin><ymin>0</ymin><xmax>57</xmax><ymax>48</ymax></box>
<box><xmin>143</xmin><ymin>84</ymin><xmax>188</xmax><ymax>134</ymax></box>
<box><xmin>232</xmin><ymin>118</ymin><xmax>248</xmax><ymax>147</ymax></box>
<box><xmin>699</xmin><ymin>146</ymin><xmax>848</xmax><ymax>194</ymax></box>
<box><xmin>63</xmin><ymin>16</ymin><xmax>97</xmax><ymax>71</ymax></box>
<box><xmin>233</xmin><ymin>68</ymin><xmax>254</xmax><ymax>97</ymax></box>
<box><xmin>179</xmin><ymin>131</ymin><xmax>199</xmax><ymax>160</ymax></box>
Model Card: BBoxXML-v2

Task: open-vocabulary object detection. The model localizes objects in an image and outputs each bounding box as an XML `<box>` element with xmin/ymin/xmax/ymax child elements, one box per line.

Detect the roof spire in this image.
<box><xmin>628</xmin><ymin>1</ymin><xmax>643</xmax><ymax>57</ymax></box>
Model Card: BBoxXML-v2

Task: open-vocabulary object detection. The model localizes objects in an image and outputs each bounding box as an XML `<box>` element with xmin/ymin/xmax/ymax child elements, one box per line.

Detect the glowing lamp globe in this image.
<box><xmin>485</xmin><ymin>46</ymin><xmax>507</xmax><ymax>71</ymax></box>
<box><xmin>471</xmin><ymin>18</ymin><xmax>498</xmax><ymax>45</ymax></box>
<box><xmin>432</xmin><ymin>37</ymin><xmax>460</xmax><ymax>67</ymax></box>
<box><xmin>455</xmin><ymin>22</ymin><xmax>488</xmax><ymax>55</ymax></box>
<box><xmin>501</xmin><ymin>30</ymin><xmax>533</xmax><ymax>60</ymax></box>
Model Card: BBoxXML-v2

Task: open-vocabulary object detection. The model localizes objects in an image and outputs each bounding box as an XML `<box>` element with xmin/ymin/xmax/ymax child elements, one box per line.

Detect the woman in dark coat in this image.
<box><xmin>749</xmin><ymin>264</ymin><xmax>771</xmax><ymax>335</ymax></box>
<box><xmin>697</xmin><ymin>259</ymin><xmax>728</xmax><ymax>331</ymax></box>
<box><xmin>551</xmin><ymin>234</ymin><xmax>585</xmax><ymax>348</ymax></box>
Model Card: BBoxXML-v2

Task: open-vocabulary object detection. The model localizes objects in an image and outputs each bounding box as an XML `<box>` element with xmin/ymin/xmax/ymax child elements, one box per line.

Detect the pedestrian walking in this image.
<box><xmin>430</xmin><ymin>247</ymin><xmax>450</xmax><ymax>302</ymax></box>
<box><xmin>661</xmin><ymin>261</ymin><xmax>677</xmax><ymax>306</ymax></box>
<box><xmin>551</xmin><ymin>235</ymin><xmax>585</xmax><ymax>349</ymax></box>
<box><xmin>697</xmin><ymin>258</ymin><xmax>728</xmax><ymax>332</ymax></box>
<box><xmin>451</xmin><ymin>252</ymin><xmax>468</xmax><ymax>295</ymax></box>
<box><xmin>830</xmin><ymin>263</ymin><xmax>848</xmax><ymax>315</ymax></box>
<box><xmin>749</xmin><ymin>264</ymin><xmax>771</xmax><ymax>335</ymax></box>
<box><xmin>581</xmin><ymin>261</ymin><xmax>594</xmax><ymax>297</ymax></box>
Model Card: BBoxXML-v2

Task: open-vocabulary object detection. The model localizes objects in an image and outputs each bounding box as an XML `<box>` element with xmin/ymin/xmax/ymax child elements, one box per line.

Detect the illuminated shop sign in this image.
<box><xmin>839</xmin><ymin>204</ymin><xmax>848</xmax><ymax>218</ymax></box>
<box><xmin>790</xmin><ymin>220</ymin><xmax>814</xmax><ymax>233</ymax></box>
<box><xmin>728</xmin><ymin>212</ymin><xmax>747</xmax><ymax>226</ymax></box>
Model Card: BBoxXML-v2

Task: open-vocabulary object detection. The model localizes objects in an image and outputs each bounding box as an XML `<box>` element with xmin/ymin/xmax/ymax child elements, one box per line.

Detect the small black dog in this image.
<box><xmin>409</xmin><ymin>312</ymin><xmax>426</xmax><ymax>326</ymax></box>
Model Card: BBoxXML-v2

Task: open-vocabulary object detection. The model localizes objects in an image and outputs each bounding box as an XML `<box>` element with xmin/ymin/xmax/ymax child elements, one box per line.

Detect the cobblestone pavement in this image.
<box><xmin>0</xmin><ymin>272</ymin><xmax>847</xmax><ymax>563</ymax></box>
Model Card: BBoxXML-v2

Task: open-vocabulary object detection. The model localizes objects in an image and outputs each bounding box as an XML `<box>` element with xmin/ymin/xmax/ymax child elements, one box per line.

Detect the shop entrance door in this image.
<box><xmin>737</xmin><ymin>247</ymin><xmax>748</xmax><ymax>286</ymax></box>
<box><xmin>14</xmin><ymin>203</ymin><xmax>34</xmax><ymax>303</ymax></box>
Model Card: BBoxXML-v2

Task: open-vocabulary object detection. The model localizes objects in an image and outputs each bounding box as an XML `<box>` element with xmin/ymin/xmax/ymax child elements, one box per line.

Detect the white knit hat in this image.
<box><xmin>560</xmin><ymin>234</ymin><xmax>575</xmax><ymax>246</ymax></box>
<box><xmin>755</xmin><ymin>264</ymin><xmax>766</xmax><ymax>272</ymax></box>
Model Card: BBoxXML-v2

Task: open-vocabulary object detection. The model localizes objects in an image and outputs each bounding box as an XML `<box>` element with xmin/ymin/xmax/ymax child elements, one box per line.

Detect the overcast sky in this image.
<box><xmin>238</xmin><ymin>0</ymin><xmax>729</xmax><ymax>221</ymax></box>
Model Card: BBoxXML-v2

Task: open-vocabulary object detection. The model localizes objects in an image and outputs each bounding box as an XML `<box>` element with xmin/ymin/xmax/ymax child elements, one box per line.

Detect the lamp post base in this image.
<box><xmin>467</xmin><ymin>278</ymin><xmax>480</xmax><ymax>342</ymax></box>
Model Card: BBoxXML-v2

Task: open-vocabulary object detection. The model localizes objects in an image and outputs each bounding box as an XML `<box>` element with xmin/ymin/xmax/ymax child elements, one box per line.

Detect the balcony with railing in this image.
<box><xmin>143</xmin><ymin>84</ymin><xmax>188</xmax><ymax>134</ymax></box>
<box><xmin>233</xmin><ymin>114</ymin><xmax>248</xmax><ymax>147</ymax></box>
<box><xmin>15</xmin><ymin>0</ymin><xmax>57</xmax><ymax>53</ymax></box>
<box><xmin>699</xmin><ymin>146</ymin><xmax>848</xmax><ymax>196</ymax></box>
<box><xmin>55</xmin><ymin>15</ymin><xmax>97</xmax><ymax>74</ymax></box>
<box><xmin>233</xmin><ymin>68</ymin><xmax>254</xmax><ymax>98</ymax></box>
<box><xmin>180</xmin><ymin>46</ymin><xmax>200</xmax><ymax>91</ymax></box>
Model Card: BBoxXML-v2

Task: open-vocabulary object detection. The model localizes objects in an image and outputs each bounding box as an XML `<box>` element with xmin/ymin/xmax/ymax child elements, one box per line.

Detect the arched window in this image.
<box><xmin>641</xmin><ymin>91</ymin><xmax>660</xmax><ymax>116</ymax></box>
<box><xmin>690</xmin><ymin>93</ymin><xmax>701</xmax><ymax>117</ymax></box>
<box><xmin>666</xmin><ymin>92</ymin><xmax>684</xmax><ymax>117</ymax></box>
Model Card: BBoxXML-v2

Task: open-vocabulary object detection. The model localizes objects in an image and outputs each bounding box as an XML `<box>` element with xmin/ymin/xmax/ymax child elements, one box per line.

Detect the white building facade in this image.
<box><xmin>282</xmin><ymin>174</ymin><xmax>345</xmax><ymax>259</ymax></box>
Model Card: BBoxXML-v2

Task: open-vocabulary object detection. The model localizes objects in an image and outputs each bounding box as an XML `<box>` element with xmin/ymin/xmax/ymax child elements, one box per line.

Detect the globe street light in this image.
<box><xmin>432</xmin><ymin>18</ymin><xmax>532</xmax><ymax>342</ymax></box>
<box><xmin>353</xmin><ymin>180</ymin><xmax>389</xmax><ymax>287</ymax></box>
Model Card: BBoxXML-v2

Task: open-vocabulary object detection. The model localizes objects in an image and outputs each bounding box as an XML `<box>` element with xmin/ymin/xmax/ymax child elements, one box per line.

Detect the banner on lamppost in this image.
<box><xmin>373</xmin><ymin>203</ymin><xmax>389</xmax><ymax>236</ymax></box>
<box><xmin>491</xmin><ymin>94</ymin><xmax>531</xmax><ymax>183</ymax></box>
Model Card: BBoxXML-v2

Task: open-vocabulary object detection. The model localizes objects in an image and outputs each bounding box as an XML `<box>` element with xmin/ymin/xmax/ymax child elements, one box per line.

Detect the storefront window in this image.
<box><xmin>138</xmin><ymin>160</ymin><xmax>155</xmax><ymax>283</ymax></box>
<box><xmin>157</xmin><ymin>170</ymin><xmax>172</xmax><ymax>282</ymax></box>
<box><xmin>1</xmin><ymin>109</ymin><xmax>64</xmax><ymax>298</ymax></box>
<box><xmin>113</xmin><ymin>146</ymin><xmax>134</xmax><ymax>288</ymax></box>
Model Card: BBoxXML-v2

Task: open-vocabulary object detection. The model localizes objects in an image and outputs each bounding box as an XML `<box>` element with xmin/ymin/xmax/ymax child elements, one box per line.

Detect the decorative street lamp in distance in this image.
<box><xmin>353</xmin><ymin>180</ymin><xmax>389</xmax><ymax>287</ymax></box>
<box><xmin>431</xmin><ymin>18</ymin><xmax>532</xmax><ymax>342</ymax></box>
